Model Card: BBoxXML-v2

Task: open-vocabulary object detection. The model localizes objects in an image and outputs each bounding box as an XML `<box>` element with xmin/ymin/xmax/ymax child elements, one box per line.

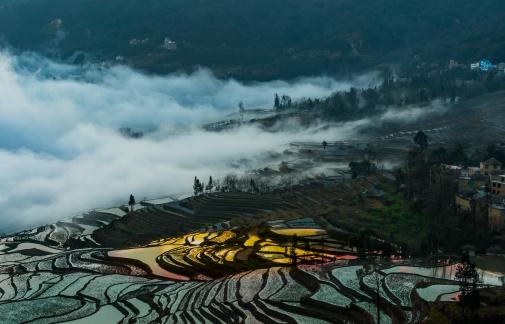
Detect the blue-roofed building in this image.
<box><xmin>480</xmin><ymin>59</ymin><xmax>493</xmax><ymax>71</ymax></box>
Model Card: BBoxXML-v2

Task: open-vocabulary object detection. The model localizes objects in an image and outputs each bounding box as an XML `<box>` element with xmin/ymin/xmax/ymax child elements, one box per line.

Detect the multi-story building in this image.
<box><xmin>480</xmin><ymin>157</ymin><xmax>502</xmax><ymax>176</ymax></box>
<box><xmin>491</xmin><ymin>175</ymin><xmax>505</xmax><ymax>197</ymax></box>
<box><xmin>467</xmin><ymin>167</ymin><xmax>481</xmax><ymax>177</ymax></box>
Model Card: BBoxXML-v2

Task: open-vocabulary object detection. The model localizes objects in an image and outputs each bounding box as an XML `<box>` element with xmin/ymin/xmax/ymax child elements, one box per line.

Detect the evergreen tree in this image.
<box><xmin>206</xmin><ymin>176</ymin><xmax>214</xmax><ymax>192</ymax></box>
<box><xmin>128</xmin><ymin>194</ymin><xmax>136</xmax><ymax>212</ymax></box>
<box><xmin>346</xmin><ymin>87</ymin><xmax>358</xmax><ymax>108</ymax></box>
<box><xmin>455</xmin><ymin>253</ymin><xmax>480</xmax><ymax>317</ymax></box>
<box><xmin>274</xmin><ymin>94</ymin><xmax>280</xmax><ymax>110</ymax></box>
<box><xmin>193</xmin><ymin>177</ymin><xmax>201</xmax><ymax>196</ymax></box>
<box><xmin>414</xmin><ymin>131</ymin><xmax>428</xmax><ymax>150</ymax></box>
<box><xmin>281</xmin><ymin>95</ymin><xmax>292</xmax><ymax>109</ymax></box>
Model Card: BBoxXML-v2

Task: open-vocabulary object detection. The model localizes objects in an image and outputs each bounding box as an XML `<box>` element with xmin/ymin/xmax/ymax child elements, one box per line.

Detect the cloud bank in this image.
<box><xmin>0</xmin><ymin>51</ymin><xmax>378</xmax><ymax>232</ymax></box>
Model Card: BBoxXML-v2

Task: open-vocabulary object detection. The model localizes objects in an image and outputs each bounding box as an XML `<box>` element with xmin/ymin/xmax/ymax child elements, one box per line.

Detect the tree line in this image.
<box><xmin>272</xmin><ymin>65</ymin><xmax>505</xmax><ymax>122</ymax></box>
<box><xmin>395</xmin><ymin>131</ymin><xmax>502</xmax><ymax>254</ymax></box>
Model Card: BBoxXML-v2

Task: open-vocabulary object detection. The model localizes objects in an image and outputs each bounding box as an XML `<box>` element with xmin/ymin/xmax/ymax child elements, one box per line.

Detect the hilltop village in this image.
<box><xmin>453</xmin><ymin>157</ymin><xmax>505</xmax><ymax>235</ymax></box>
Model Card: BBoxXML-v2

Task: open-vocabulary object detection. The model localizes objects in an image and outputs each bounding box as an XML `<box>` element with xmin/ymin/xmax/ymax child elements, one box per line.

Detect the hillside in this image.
<box><xmin>1</xmin><ymin>0</ymin><xmax>505</xmax><ymax>79</ymax></box>
<box><xmin>1</xmin><ymin>183</ymin><xmax>503</xmax><ymax>322</ymax></box>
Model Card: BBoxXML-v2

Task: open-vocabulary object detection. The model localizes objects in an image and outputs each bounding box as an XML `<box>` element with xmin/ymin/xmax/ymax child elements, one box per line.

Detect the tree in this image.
<box><xmin>394</xmin><ymin>168</ymin><xmax>405</xmax><ymax>186</ymax></box>
<box><xmin>358</xmin><ymin>257</ymin><xmax>385</xmax><ymax>324</ymax></box>
<box><xmin>319</xmin><ymin>238</ymin><xmax>326</xmax><ymax>264</ymax></box>
<box><xmin>249</xmin><ymin>178</ymin><xmax>258</xmax><ymax>193</ymax></box>
<box><xmin>349</xmin><ymin>160</ymin><xmax>376</xmax><ymax>178</ymax></box>
<box><xmin>290</xmin><ymin>234</ymin><xmax>298</xmax><ymax>266</ymax></box>
<box><xmin>223</xmin><ymin>174</ymin><xmax>238</xmax><ymax>192</ymax></box>
<box><xmin>128</xmin><ymin>194</ymin><xmax>136</xmax><ymax>212</ymax></box>
<box><xmin>280</xmin><ymin>95</ymin><xmax>292</xmax><ymax>109</ymax></box>
<box><xmin>274</xmin><ymin>93</ymin><xmax>280</xmax><ymax>110</ymax></box>
<box><xmin>429</xmin><ymin>147</ymin><xmax>449</xmax><ymax>165</ymax></box>
<box><xmin>455</xmin><ymin>253</ymin><xmax>480</xmax><ymax>317</ymax></box>
<box><xmin>193</xmin><ymin>177</ymin><xmax>203</xmax><ymax>196</ymax></box>
<box><xmin>450</xmin><ymin>143</ymin><xmax>469</xmax><ymax>166</ymax></box>
<box><xmin>414</xmin><ymin>131</ymin><xmax>428</xmax><ymax>150</ymax></box>
<box><xmin>322</xmin><ymin>140</ymin><xmax>328</xmax><ymax>150</ymax></box>
<box><xmin>238</xmin><ymin>101</ymin><xmax>244</xmax><ymax>112</ymax></box>
<box><xmin>205</xmin><ymin>176</ymin><xmax>214</xmax><ymax>192</ymax></box>
<box><xmin>380</xmin><ymin>67</ymin><xmax>394</xmax><ymax>88</ymax></box>
<box><xmin>346</xmin><ymin>87</ymin><xmax>358</xmax><ymax>108</ymax></box>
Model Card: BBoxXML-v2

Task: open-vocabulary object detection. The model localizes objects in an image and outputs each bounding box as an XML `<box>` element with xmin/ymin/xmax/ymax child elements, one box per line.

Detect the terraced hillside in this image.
<box><xmin>1</xmin><ymin>237</ymin><xmax>501</xmax><ymax>324</ymax></box>
<box><xmin>107</xmin><ymin>217</ymin><xmax>358</xmax><ymax>280</ymax></box>
<box><xmin>1</xmin><ymin>182</ymin><xmax>503</xmax><ymax>322</ymax></box>
<box><xmin>92</xmin><ymin>183</ymin><xmax>373</xmax><ymax>248</ymax></box>
<box><xmin>277</xmin><ymin>94</ymin><xmax>505</xmax><ymax>174</ymax></box>
<box><xmin>91</xmin><ymin>176</ymin><xmax>435</xmax><ymax>254</ymax></box>
<box><xmin>1</xmin><ymin>208</ymin><xmax>504</xmax><ymax>322</ymax></box>
<box><xmin>370</xmin><ymin>91</ymin><xmax>505</xmax><ymax>154</ymax></box>
<box><xmin>0</xmin><ymin>206</ymin><xmax>128</xmax><ymax>248</ymax></box>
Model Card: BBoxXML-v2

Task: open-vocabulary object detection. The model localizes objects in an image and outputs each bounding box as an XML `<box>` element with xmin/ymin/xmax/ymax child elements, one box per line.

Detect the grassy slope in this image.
<box><xmin>322</xmin><ymin>177</ymin><xmax>427</xmax><ymax>252</ymax></box>
<box><xmin>360</xmin><ymin>191</ymin><xmax>427</xmax><ymax>249</ymax></box>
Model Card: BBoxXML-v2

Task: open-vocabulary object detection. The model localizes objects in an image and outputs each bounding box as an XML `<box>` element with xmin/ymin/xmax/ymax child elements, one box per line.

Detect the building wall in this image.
<box><xmin>491</xmin><ymin>180</ymin><xmax>505</xmax><ymax>197</ymax></box>
<box><xmin>480</xmin><ymin>162</ymin><xmax>502</xmax><ymax>175</ymax></box>
<box><xmin>468</xmin><ymin>168</ymin><xmax>481</xmax><ymax>177</ymax></box>
<box><xmin>455</xmin><ymin>195</ymin><xmax>472</xmax><ymax>211</ymax></box>
<box><xmin>490</xmin><ymin>173</ymin><xmax>503</xmax><ymax>182</ymax></box>
<box><xmin>489</xmin><ymin>206</ymin><xmax>505</xmax><ymax>233</ymax></box>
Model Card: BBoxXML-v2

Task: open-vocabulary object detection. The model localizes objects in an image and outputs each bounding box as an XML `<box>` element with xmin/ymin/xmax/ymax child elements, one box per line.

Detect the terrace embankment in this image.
<box><xmin>367</xmin><ymin>90</ymin><xmax>505</xmax><ymax>152</ymax></box>
<box><xmin>107</xmin><ymin>216</ymin><xmax>359</xmax><ymax>279</ymax></box>
<box><xmin>93</xmin><ymin>175</ymin><xmax>425</xmax><ymax>254</ymax></box>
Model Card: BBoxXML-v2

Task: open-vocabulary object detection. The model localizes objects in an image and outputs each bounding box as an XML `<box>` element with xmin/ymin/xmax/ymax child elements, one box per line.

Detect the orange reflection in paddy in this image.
<box><xmin>108</xmin><ymin>245</ymin><xmax>190</xmax><ymax>281</ymax></box>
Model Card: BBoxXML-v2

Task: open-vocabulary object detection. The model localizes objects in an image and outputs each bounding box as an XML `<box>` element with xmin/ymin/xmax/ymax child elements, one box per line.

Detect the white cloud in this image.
<box><xmin>0</xmin><ymin>51</ymin><xmax>379</xmax><ymax>232</ymax></box>
<box><xmin>379</xmin><ymin>100</ymin><xmax>449</xmax><ymax>123</ymax></box>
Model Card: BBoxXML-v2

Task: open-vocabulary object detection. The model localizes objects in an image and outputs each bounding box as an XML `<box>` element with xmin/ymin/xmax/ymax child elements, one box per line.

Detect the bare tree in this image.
<box><xmin>357</xmin><ymin>257</ymin><xmax>384</xmax><ymax>324</ymax></box>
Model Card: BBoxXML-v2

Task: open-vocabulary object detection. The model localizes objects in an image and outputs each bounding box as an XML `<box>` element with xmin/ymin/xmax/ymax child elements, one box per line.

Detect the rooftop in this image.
<box><xmin>490</xmin><ymin>204</ymin><xmax>505</xmax><ymax>210</ymax></box>
<box><xmin>483</xmin><ymin>157</ymin><xmax>502</xmax><ymax>165</ymax></box>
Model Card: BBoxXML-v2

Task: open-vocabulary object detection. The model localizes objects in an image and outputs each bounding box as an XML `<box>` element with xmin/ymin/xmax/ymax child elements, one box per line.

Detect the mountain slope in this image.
<box><xmin>0</xmin><ymin>0</ymin><xmax>504</xmax><ymax>79</ymax></box>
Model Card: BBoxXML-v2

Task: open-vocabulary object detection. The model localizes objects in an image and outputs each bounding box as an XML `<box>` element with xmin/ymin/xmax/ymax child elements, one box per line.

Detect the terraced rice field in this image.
<box><xmin>271</xmin><ymin>228</ymin><xmax>327</xmax><ymax>236</ymax></box>
<box><xmin>106</xmin><ymin>216</ymin><xmax>357</xmax><ymax>279</ymax></box>
<box><xmin>4</xmin><ymin>222</ymin><xmax>499</xmax><ymax>323</ymax></box>
<box><xmin>1</xmin><ymin>193</ymin><xmax>504</xmax><ymax>323</ymax></box>
<box><xmin>0</xmin><ymin>206</ymin><xmax>128</xmax><ymax>248</ymax></box>
<box><xmin>1</xmin><ymin>231</ymin><xmax>503</xmax><ymax>323</ymax></box>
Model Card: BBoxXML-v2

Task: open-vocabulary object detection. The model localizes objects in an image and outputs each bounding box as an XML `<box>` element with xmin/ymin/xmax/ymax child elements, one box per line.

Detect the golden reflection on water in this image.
<box><xmin>109</xmin><ymin>245</ymin><xmax>190</xmax><ymax>280</ymax></box>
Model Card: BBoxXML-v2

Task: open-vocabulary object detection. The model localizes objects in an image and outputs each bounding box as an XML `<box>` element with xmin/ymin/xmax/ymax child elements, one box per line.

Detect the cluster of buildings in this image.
<box><xmin>127</xmin><ymin>37</ymin><xmax>177</xmax><ymax>50</ymax></box>
<box><xmin>448</xmin><ymin>158</ymin><xmax>505</xmax><ymax>233</ymax></box>
<box><xmin>129</xmin><ymin>38</ymin><xmax>150</xmax><ymax>46</ymax></box>
<box><xmin>446</xmin><ymin>59</ymin><xmax>505</xmax><ymax>72</ymax></box>
<box><xmin>468</xmin><ymin>59</ymin><xmax>505</xmax><ymax>72</ymax></box>
<box><xmin>162</xmin><ymin>38</ymin><xmax>177</xmax><ymax>50</ymax></box>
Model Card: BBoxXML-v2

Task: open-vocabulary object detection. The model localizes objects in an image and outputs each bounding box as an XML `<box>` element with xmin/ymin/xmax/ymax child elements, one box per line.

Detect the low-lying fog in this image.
<box><xmin>0</xmin><ymin>51</ymin><xmax>383</xmax><ymax>232</ymax></box>
<box><xmin>0</xmin><ymin>50</ymin><xmax>451</xmax><ymax>232</ymax></box>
